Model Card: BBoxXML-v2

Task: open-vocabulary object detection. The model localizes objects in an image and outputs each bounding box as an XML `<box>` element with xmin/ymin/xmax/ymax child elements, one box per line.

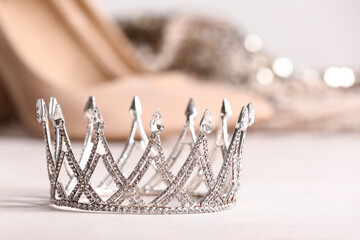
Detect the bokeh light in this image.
<box><xmin>244</xmin><ymin>34</ymin><xmax>263</xmax><ymax>53</ymax></box>
<box><xmin>323</xmin><ymin>66</ymin><xmax>355</xmax><ymax>88</ymax></box>
<box><xmin>256</xmin><ymin>67</ymin><xmax>274</xmax><ymax>85</ymax></box>
<box><xmin>272</xmin><ymin>57</ymin><xmax>294</xmax><ymax>78</ymax></box>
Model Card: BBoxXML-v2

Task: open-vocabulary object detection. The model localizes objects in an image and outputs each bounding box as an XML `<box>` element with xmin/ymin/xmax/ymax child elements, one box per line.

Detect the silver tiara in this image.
<box><xmin>36</xmin><ymin>96</ymin><xmax>254</xmax><ymax>214</ymax></box>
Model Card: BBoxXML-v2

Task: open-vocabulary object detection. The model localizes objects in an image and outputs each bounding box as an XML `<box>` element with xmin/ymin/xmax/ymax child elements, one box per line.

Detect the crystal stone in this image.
<box><xmin>150</xmin><ymin>109</ymin><xmax>164</xmax><ymax>132</ymax></box>
<box><xmin>247</xmin><ymin>102</ymin><xmax>255</xmax><ymax>126</ymax></box>
<box><xmin>49</xmin><ymin>97</ymin><xmax>64</xmax><ymax>126</ymax></box>
<box><xmin>36</xmin><ymin>98</ymin><xmax>47</xmax><ymax>123</ymax></box>
<box><xmin>200</xmin><ymin>109</ymin><xmax>213</xmax><ymax>134</ymax></box>
<box><xmin>92</xmin><ymin>107</ymin><xmax>105</xmax><ymax>131</ymax></box>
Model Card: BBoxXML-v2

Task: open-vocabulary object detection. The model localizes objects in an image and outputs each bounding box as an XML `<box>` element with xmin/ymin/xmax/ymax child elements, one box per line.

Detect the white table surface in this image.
<box><xmin>0</xmin><ymin>125</ymin><xmax>359</xmax><ymax>240</ymax></box>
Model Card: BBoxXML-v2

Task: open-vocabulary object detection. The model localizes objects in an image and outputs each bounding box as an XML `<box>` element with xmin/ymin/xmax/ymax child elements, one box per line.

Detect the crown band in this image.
<box><xmin>36</xmin><ymin>96</ymin><xmax>254</xmax><ymax>214</ymax></box>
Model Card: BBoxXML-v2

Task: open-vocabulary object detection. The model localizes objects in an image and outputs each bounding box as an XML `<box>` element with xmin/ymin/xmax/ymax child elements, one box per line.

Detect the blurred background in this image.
<box><xmin>98</xmin><ymin>0</ymin><xmax>360</xmax><ymax>67</ymax></box>
<box><xmin>93</xmin><ymin>0</ymin><xmax>360</xmax><ymax>132</ymax></box>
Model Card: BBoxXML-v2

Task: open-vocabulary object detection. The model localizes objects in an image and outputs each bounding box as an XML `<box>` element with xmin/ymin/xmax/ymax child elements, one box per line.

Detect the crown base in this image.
<box><xmin>50</xmin><ymin>198</ymin><xmax>236</xmax><ymax>214</ymax></box>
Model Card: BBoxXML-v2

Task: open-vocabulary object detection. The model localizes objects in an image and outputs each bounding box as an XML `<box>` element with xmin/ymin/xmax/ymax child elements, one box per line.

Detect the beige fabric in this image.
<box><xmin>0</xmin><ymin>125</ymin><xmax>359</xmax><ymax>239</ymax></box>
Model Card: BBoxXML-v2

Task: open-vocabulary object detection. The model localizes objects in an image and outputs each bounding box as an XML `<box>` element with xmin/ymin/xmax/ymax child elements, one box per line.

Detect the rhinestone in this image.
<box><xmin>150</xmin><ymin>109</ymin><xmax>164</xmax><ymax>132</ymax></box>
<box><xmin>200</xmin><ymin>109</ymin><xmax>213</xmax><ymax>134</ymax></box>
<box><xmin>49</xmin><ymin>97</ymin><xmax>64</xmax><ymax>127</ymax></box>
<box><xmin>238</xmin><ymin>107</ymin><xmax>249</xmax><ymax>131</ymax></box>
<box><xmin>247</xmin><ymin>102</ymin><xmax>255</xmax><ymax>126</ymax></box>
<box><xmin>170</xmin><ymin>208</ymin><xmax>176</xmax><ymax>214</ymax></box>
<box><xmin>92</xmin><ymin>107</ymin><xmax>105</xmax><ymax>131</ymax></box>
<box><xmin>36</xmin><ymin>99</ymin><xmax>47</xmax><ymax>123</ymax></box>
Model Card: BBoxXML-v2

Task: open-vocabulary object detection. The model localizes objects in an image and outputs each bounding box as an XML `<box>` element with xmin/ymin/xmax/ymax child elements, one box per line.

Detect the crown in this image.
<box><xmin>36</xmin><ymin>96</ymin><xmax>254</xmax><ymax>214</ymax></box>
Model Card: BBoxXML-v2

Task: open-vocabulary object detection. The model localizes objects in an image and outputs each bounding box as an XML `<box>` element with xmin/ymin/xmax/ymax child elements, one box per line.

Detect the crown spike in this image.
<box><xmin>49</xmin><ymin>97</ymin><xmax>64</xmax><ymax>127</ymax></box>
<box><xmin>237</xmin><ymin>106</ymin><xmax>249</xmax><ymax>131</ymax></box>
<box><xmin>84</xmin><ymin>96</ymin><xmax>96</xmax><ymax>119</ymax></box>
<box><xmin>185</xmin><ymin>98</ymin><xmax>198</xmax><ymax>120</ymax></box>
<box><xmin>48</xmin><ymin>97</ymin><xmax>57</xmax><ymax>118</ymax></box>
<box><xmin>91</xmin><ymin>107</ymin><xmax>105</xmax><ymax>132</ymax></box>
<box><xmin>129</xmin><ymin>96</ymin><xmax>143</xmax><ymax>117</ymax></box>
<box><xmin>247</xmin><ymin>102</ymin><xmax>255</xmax><ymax>126</ymax></box>
<box><xmin>150</xmin><ymin>109</ymin><xmax>164</xmax><ymax>132</ymax></box>
<box><xmin>221</xmin><ymin>98</ymin><xmax>232</xmax><ymax>119</ymax></box>
<box><xmin>200</xmin><ymin>109</ymin><xmax>213</xmax><ymax>134</ymax></box>
<box><xmin>36</xmin><ymin>98</ymin><xmax>48</xmax><ymax>123</ymax></box>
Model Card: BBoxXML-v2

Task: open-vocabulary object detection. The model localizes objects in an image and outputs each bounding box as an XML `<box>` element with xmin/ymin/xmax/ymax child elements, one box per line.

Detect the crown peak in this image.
<box><xmin>49</xmin><ymin>97</ymin><xmax>64</xmax><ymax>126</ymax></box>
<box><xmin>150</xmin><ymin>109</ymin><xmax>164</xmax><ymax>132</ymax></box>
<box><xmin>200</xmin><ymin>109</ymin><xmax>213</xmax><ymax>134</ymax></box>
<box><xmin>185</xmin><ymin>98</ymin><xmax>198</xmax><ymax>119</ymax></box>
<box><xmin>84</xmin><ymin>96</ymin><xmax>96</xmax><ymax>119</ymax></box>
<box><xmin>91</xmin><ymin>107</ymin><xmax>105</xmax><ymax>131</ymax></box>
<box><xmin>247</xmin><ymin>102</ymin><xmax>255</xmax><ymax>126</ymax></box>
<box><xmin>221</xmin><ymin>98</ymin><xmax>232</xmax><ymax>119</ymax></box>
<box><xmin>48</xmin><ymin>97</ymin><xmax>57</xmax><ymax>117</ymax></box>
<box><xmin>129</xmin><ymin>96</ymin><xmax>142</xmax><ymax>116</ymax></box>
<box><xmin>36</xmin><ymin>98</ymin><xmax>47</xmax><ymax>123</ymax></box>
<box><xmin>237</xmin><ymin>106</ymin><xmax>249</xmax><ymax>131</ymax></box>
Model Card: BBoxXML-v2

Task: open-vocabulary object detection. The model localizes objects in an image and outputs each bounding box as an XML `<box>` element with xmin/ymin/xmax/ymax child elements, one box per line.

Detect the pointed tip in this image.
<box><xmin>247</xmin><ymin>102</ymin><xmax>255</xmax><ymax>126</ymax></box>
<box><xmin>237</xmin><ymin>106</ymin><xmax>249</xmax><ymax>131</ymax></box>
<box><xmin>221</xmin><ymin>98</ymin><xmax>232</xmax><ymax>119</ymax></box>
<box><xmin>36</xmin><ymin>98</ymin><xmax>47</xmax><ymax>123</ymax></box>
<box><xmin>185</xmin><ymin>98</ymin><xmax>198</xmax><ymax>119</ymax></box>
<box><xmin>200</xmin><ymin>109</ymin><xmax>213</xmax><ymax>134</ymax></box>
<box><xmin>84</xmin><ymin>96</ymin><xmax>96</xmax><ymax>118</ymax></box>
<box><xmin>129</xmin><ymin>96</ymin><xmax>142</xmax><ymax>116</ymax></box>
<box><xmin>48</xmin><ymin>97</ymin><xmax>58</xmax><ymax>117</ymax></box>
<box><xmin>48</xmin><ymin>97</ymin><xmax>64</xmax><ymax>126</ymax></box>
<box><xmin>91</xmin><ymin>107</ymin><xmax>105</xmax><ymax>131</ymax></box>
<box><xmin>150</xmin><ymin>108</ymin><xmax>164</xmax><ymax>132</ymax></box>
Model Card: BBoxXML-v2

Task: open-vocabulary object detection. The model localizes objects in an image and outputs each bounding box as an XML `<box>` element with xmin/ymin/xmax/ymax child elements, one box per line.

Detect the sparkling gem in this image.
<box><xmin>200</xmin><ymin>109</ymin><xmax>213</xmax><ymax>134</ymax></box>
<box><xmin>36</xmin><ymin>98</ymin><xmax>47</xmax><ymax>123</ymax></box>
<box><xmin>247</xmin><ymin>102</ymin><xmax>255</xmax><ymax>126</ymax></box>
<box><xmin>49</xmin><ymin>97</ymin><xmax>64</xmax><ymax>126</ymax></box>
<box><xmin>150</xmin><ymin>109</ymin><xmax>164</xmax><ymax>132</ymax></box>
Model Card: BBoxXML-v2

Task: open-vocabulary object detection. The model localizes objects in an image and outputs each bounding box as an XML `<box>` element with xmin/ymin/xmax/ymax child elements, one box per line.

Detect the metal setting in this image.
<box><xmin>37</xmin><ymin>96</ymin><xmax>254</xmax><ymax>214</ymax></box>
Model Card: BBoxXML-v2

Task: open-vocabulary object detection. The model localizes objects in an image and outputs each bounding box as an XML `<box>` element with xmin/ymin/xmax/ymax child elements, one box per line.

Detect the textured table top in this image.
<box><xmin>0</xmin><ymin>125</ymin><xmax>359</xmax><ymax>240</ymax></box>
